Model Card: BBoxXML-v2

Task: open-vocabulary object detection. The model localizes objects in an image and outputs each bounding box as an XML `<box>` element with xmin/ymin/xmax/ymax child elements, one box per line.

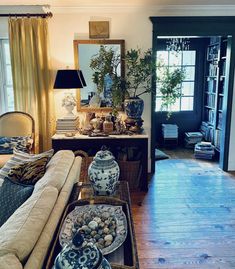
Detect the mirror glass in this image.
<box><xmin>74</xmin><ymin>39</ymin><xmax>125</xmax><ymax>111</ymax></box>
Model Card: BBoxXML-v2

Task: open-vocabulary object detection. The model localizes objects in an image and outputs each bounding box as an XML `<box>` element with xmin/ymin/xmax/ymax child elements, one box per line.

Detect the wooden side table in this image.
<box><xmin>44</xmin><ymin>181</ymin><xmax>139</xmax><ymax>269</ymax></box>
<box><xmin>52</xmin><ymin>133</ymin><xmax>149</xmax><ymax>191</ymax></box>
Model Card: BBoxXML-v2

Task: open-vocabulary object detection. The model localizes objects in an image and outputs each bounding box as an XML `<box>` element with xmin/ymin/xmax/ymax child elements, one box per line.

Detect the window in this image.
<box><xmin>0</xmin><ymin>39</ymin><xmax>14</xmax><ymax>114</ymax></box>
<box><xmin>156</xmin><ymin>50</ymin><xmax>196</xmax><ymax>112</ymax></box>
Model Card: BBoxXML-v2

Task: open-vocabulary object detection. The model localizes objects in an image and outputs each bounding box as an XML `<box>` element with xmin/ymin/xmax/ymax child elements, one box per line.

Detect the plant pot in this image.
<box><xmin>124</xmin><ymin>97</ymin><xmax>144</xmax><ymax>119</ymax></box>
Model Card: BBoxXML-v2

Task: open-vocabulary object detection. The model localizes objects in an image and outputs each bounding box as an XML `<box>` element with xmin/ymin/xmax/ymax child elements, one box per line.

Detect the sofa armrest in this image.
<box><xmin>24</xmin><ymin>156</ymin><xmax>82</xmax><ymax>269</ymax></box>
<box><xmin>0</xmin><ymin>186</ymin><xmax>58</xmax><ymax>262</ymax></box>
<box><xmin>0</xmin><ymin>253</ymin><xmax>23</xmax><ymax>269</ymax></box>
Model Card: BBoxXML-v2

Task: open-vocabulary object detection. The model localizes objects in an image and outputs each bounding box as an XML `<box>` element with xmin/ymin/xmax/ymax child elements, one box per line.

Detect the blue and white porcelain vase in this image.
<box><xmin>88</xmin><ymin>147</ymin><xmax>120</xmax><ymax>195</ymax></box>
<box><xmin>54</xmin><ymin>232</ymin><xmax>111</xmax><ymax>269</ymax></box>
<box><xmin>124</xmin><ymin>97</ymin><xmax>144</xmax><ymax>119</ymax></box>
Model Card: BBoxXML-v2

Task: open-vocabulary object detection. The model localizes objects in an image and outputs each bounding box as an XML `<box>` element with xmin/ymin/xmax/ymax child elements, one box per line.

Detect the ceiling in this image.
<box><xmin>0</xmin><ymin>0</ymin><xmax>235</xmax><ymax>6</ymax></box>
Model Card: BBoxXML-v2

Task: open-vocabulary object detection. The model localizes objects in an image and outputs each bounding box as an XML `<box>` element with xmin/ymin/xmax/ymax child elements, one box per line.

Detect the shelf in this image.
<box><xmin>218</xmin><ymin>109</ymin><xmax>223</xmax><ymax>113</ymax></box>
<box><xmin>205</xmin><ymin>105</ymin><xmax>215</xmax><ymax>110</ymax></box>
<box><xmin>205</xmin><ymin>91</ymin><xmax>216</xmax><ymax>95</ymax></box>
<box><xmin>219</xmin><ymin>93</ymin><xmax>224</xmax><ymax>96</ymax></box>
<box><xmin>206</xmin><ymin>76</ymin><xmax>217</xmax><ymax>79</ymax></box>
<box><xmin>208</xmin><ymin>42</ymin><xmax>220</xmax><ymax>46</ymax></box>
<box><xmin>221</xmin><ymin>56</ymin><xmax>227</xmax><ymax>60</ymax></box>
<box><xmin>217</xmin><ymin>127</ymin><xmax>222</xmax><ymax>131</ymax></box>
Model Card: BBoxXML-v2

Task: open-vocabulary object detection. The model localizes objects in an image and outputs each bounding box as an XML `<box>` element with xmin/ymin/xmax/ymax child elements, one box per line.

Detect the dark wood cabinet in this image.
<box><xmin>52</xmin><ymin>134</ymin><xmax>149</xmax><ymax>191</ymax></box>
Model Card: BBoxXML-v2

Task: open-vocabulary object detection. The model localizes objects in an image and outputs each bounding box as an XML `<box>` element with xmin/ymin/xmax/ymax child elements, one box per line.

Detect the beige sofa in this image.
<box><xmin>0</xmin><ymin>150</ymin><xmax>82</xmax><ymax>269</ymax></box>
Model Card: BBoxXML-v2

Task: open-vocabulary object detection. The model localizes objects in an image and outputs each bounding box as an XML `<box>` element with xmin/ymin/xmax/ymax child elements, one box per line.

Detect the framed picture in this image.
<box><xmin>89</xmin><ymin>21</ymin><xmax>109</xmax><ymax>39</ymax></box>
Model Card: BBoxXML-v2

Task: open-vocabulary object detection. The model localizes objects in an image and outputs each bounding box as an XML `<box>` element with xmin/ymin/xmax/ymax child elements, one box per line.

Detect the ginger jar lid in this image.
<box><xmin>54</xmin><ymin>232</ymin><xmax>103</xmax><ymax>269</ymax></box>
<box><xmin>94</xmin><ymin>146</ymin><xmax>115</xmax><ymax>163</ymax></box>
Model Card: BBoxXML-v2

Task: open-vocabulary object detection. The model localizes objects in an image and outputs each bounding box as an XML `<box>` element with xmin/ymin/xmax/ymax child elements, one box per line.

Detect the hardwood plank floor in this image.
<box><xmin>131</xmin><ymin>148</ymin><xmax>235</xmax><ymax>269</ymax></box>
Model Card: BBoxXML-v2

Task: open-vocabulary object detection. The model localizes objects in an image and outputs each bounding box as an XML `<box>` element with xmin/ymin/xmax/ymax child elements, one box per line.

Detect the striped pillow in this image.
<box><xmin>0</xmin><ymin>149</ymin><xmax>54</xmax><ymax>181</ymax></box>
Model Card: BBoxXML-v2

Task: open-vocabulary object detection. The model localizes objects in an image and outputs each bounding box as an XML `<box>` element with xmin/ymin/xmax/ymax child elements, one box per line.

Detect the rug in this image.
<box><xmin>155</xmin><ymin>149</ymin><xmax>170</xmax><ymax>161</ymax></box>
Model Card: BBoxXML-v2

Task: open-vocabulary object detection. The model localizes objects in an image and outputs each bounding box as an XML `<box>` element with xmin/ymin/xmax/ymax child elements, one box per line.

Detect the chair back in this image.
<box><xmin>0</xmin><ymin>111</ymin><xmax>35</xmax><ymax>151</ymax></box>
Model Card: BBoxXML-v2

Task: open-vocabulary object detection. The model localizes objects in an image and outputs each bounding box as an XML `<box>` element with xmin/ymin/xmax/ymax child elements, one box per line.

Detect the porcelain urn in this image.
<box><xmin>88</xmin><ymin>147</ymin><xmax>120</xmax><ymax>195</ymax></box>
<box><xmin>54</xmin><ymin>232</ymin><xmax>111</xmax><ymax>269</ymax></box>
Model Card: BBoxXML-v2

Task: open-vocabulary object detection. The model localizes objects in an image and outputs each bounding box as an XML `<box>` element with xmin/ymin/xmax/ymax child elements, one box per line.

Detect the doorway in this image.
<box><xmin>150</xmin><ymin>17</ymin><xmax>235</xmax><ymax>172</ymax></box>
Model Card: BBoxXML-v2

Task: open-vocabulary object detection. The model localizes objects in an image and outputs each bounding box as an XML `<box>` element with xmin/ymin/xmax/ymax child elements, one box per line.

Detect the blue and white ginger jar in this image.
<box><xmin>124</xmin><ymin>97</ymin><xmax>144</xmax><ymax>119</ymax></box>
<box><xmin>88</xmin><ymin>147</ymin><xmax>120</xmax><ymax>195</ymax></box>
<box><xmin>54</xmin><ymin>232</ymin><xmax>111</xmax><ymax>269</ymax></box>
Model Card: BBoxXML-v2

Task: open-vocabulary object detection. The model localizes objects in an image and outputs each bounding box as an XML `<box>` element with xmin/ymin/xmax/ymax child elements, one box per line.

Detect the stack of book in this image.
<box><xmin>194</xmin><ymin>142</ymin><xmax>215</xmax><ymax>160</ymax></box>
<box><xmin>162</xmin><ymin>124</ymin><xmax>178</xmax><ymax>139</ymax></box>
<box><xmin>200</xmin><ymin>121</ymin><xmax>214</xmax><ymax>142</ymax></box>
<box><xmin>185</xmin><ymin>132</ymin><xmax>203</xmax><ymax>148</ymax></box>
<box><xmin>56</xmin><ymin>117</ymin><xmax>79</xmax><ymax>133</ymax></box>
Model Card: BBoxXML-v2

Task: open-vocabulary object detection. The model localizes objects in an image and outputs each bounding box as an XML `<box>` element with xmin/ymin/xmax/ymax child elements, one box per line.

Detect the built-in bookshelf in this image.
<box><xmin>202</xmin><ymin>37</ymin><xmax>227</xmax><ymax>152</ymax></box>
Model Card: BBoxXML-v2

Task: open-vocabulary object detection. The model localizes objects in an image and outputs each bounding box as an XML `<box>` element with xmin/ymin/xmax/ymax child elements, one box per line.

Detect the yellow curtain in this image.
<box><xmin>8</xmin><ymin>17</ymin><xmax>55</xmax><ymax>153</ymax></box>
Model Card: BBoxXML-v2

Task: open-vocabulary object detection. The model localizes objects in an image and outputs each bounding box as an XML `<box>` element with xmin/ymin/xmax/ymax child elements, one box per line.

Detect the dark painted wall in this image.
<box><xmin>155</xmin><ymin>38</ymin><xmax>209</xmax><ymax>146</ymax></box>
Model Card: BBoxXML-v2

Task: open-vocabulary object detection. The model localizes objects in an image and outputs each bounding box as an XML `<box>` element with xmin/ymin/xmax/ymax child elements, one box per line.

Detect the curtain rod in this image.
<box><xmin>0</xmin><ymin>12</ymin><xmax>53</xmax><ymax>18</ymax></box>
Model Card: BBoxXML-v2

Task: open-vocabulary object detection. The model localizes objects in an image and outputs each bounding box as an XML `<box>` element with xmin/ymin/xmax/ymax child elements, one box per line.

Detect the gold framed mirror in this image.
<box><xmin>73</xmin><ymin>39</ymin><xmax>125</xmax><ymax>111</ymax></box>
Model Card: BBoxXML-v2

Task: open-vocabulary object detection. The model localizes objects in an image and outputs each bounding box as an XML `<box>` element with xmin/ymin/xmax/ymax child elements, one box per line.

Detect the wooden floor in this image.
<box><xmin>131</xmin><ymin>148</ymin><xmax>235</xmax><ymax>269</ymax></box>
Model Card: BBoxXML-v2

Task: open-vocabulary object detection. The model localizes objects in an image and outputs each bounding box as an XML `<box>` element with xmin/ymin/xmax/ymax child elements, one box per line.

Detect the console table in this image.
<box><xmin>52</xmin><ymin>133</ymin><xmax>148</xmax><ymax>191</ymax></box>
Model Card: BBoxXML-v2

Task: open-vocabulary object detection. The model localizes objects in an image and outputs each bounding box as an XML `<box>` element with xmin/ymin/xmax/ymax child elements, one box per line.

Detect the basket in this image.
<box><xmin>74</xmin><ymin>150</ymin><xmax>93</xmax><ymax>183</ymax></box>
<box><xmin>118</xmin><ymin>160</ymin><xmax>141</xmax><ymax>190</ymax></box>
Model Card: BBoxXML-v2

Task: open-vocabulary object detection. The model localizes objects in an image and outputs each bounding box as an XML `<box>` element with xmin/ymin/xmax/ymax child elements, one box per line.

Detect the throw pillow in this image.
<box><xmin>0</xmin><ymin>149</ymin><xmax>54</xmax><ymax>181</ymax></box>
<box><xmin>0</xmin><ymin>136</ymin><xmax>30</xmax><ymax>154</ymax></box>
<box><xmin>7</xmin><ymin>156</ymin><xmax>49</xmax><ymax>185</ymax></box>
<box><xmin>0</xmin><ymin>178</ymin><xmax>34</xmax><ymax>227</ymax></box>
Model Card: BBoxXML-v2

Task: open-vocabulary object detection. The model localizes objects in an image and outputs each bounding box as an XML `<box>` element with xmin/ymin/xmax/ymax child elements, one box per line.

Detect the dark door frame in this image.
<box><xmin>150</xmin><ymin>16</ymin><xmax>235</xmax><ymax>172</ymax></box>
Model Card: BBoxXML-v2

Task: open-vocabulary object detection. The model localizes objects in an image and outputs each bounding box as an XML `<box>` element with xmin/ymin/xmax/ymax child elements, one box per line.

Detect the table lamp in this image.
<box><xmin>54</xmin><ymin>69</ymin><xmax>86</xmax><ymax>118</ymax></box>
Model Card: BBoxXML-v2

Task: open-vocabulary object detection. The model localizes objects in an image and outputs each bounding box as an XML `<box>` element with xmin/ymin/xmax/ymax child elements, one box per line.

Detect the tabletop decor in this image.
<box><xmin>59</xmin><ymin>204</ymin><xmax>127</xmax><ymax>255</ymax></box>
<box><xmin>54</xmin><ymin>231</ymin><xmax>111</xmax><ymax>269</ymax></box>
<box><xmin>88</xmin><ymin>147</ymin><xmax>120</xmax><ymax>195</ymax></box>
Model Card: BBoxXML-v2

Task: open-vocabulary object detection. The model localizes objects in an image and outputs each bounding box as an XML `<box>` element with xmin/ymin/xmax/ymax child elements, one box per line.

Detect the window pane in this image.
<box><xmin>3</xmin><ymin>42</ymin><xmax>11</xmax><ymax>65</ymax></box>
<box><xmin>6</xmin><ymin>86</ymin><xmax>14</xmax><ymax>111</ymax></box>
<box><xmin>156</xmin><ymin>82</ymin><xmax>163</xmax><ymax>96</ymax></box>
<box><xmin>181</xmin><ymin>97</ymin><xmax>194</xmax><ymax>110</ymax></box>
<box><xmin>170</xmin><ymin>98</ymin><xmax>180</xmax><ymax>111</ymax></box>
<box><xmin>156</xmin><ymin>67</ymin><xmax>165</xmax><ymax>81</ymax></box>
<box><xmin>184</xmin><ymin>66</ymin><xmax>195</xmax><ymax>81</ymax></box>
<box><xmin>182</xmin><ymin>82</ymin><xmax>194</xmax><ymax>96</ymax></box>
<box><xmin>6</xmin><ymin>65</ymin><xmax>13</xmax><ymax>85</ymax></box>
<box><xmin>169</xmin><ymin>51</ymin><xmax>182</xmax><ymax>66</ymax></box>
<box><xmin>156</xmin><ymin>97</ymin><xmax>163</xmax><ymax>111</ymax></box>
<box><xmin>157</xmin><ymin>51</ymin><xmax>168</xmax><ymax>65</ymax></box>
<box><xmin>183</xmin><ymin>51</ymin><xmax>196</xmax><ymax>65</ymax></box>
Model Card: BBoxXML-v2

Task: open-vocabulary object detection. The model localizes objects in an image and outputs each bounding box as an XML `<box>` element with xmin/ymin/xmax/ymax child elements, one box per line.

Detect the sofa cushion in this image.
<box><xmin>7</xmin><ymin>156</ymin><xmax>49</xmax><ymax>185</ymax></box>
<box><xmin>0</xmin><ymin>186</ymin><xmax>58</xmax><ymax>262</ymax></box>
<box><xmin>34</xmin><ymin>150</ymin><xmax>75</xmax><ymax>192</ymax></box>
<box><xmin>0</xmin><ymin>136</ymin><xmax>30</xmax><ymax>154</ymax></box>
<box><xmin>0</xmin><ymin>179</ymin><xmax>34</xmax><ymax>227</ymax></box>
<box><xmin>0</xmin><ymin>253</ymin><xmax>23</xmax><ymax>269</ymax></box>
<box><xmin>0</xmin><ymin>148</ymin><xmax>54</xmax><ymax>180</ymax></box>
<box><xmin>0</xmin><ymin>155</ymin><xmax>12</xmax><ymax>169</ymax></box>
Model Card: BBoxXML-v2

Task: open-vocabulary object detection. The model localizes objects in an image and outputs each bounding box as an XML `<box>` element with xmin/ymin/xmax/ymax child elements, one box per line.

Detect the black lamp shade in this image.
<box><xmin>53</xmin><ymin>69</ymin><xmax>86</xmax><ymax>89</ymax></box>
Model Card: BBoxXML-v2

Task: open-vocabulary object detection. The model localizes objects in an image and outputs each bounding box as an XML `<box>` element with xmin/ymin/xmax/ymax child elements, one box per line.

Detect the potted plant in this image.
<box><xmin>90</xmin><ymin>45</ymin><xmax>121</xmax><ymax>107</ymax></box>
<box><xmin>156</xmin><ymin>62</ymin><xmax>186</xmax><ymax>119</ymax></box>
<box><xmin>123</xmin><ymin>48</ymin><xmax>154</xmax><ymax>120</ymax></box>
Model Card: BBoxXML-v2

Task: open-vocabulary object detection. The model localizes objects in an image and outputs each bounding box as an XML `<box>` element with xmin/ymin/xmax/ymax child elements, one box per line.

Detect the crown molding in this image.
<box><xmin>50</xmin><ymin>4</ymin><xmax>235</xmax><ymax>15</ymax></box>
